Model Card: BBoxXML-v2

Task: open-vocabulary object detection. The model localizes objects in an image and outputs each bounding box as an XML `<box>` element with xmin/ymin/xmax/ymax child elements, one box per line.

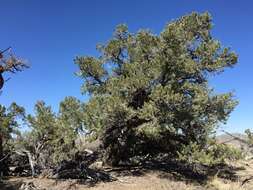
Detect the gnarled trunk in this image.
<box><xmin>0</xmin><ymin>133</ymin><xmax>3</xmax><ymax>177</ymax></box>
<box><xmin>0</xmin><ymin>74</ymin><xmax>4</xmax><ymax>90</ymax></box>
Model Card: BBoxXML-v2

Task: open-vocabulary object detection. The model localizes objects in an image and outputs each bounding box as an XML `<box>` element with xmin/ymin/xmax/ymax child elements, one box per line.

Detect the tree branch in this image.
<box><xmin>221</xmin><ymin>130</ymin><xmax>251</xmax><ymax>147</ymax></box>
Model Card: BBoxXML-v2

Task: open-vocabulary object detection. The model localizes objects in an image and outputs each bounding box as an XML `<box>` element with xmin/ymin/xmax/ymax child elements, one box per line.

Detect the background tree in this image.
<box><xmin>22</xmin><ymin>97</ymin><xmax>85</xmax><ymax>170</ymax></box>
<box><xmin>0</xmin><ymin>103</ymin><xmax>25</xmax><ymax>176</ymax></box>
<box><xmin>0</xmin><ymin>47</ymin><xmax>28</xmax><ymax>90</ymax></box>
<box><xmin>75</xmin><ymin>12</ymin><xmax>238</xmax><ymax>166</ymax></box>
<box><xmin>0</xmin><ymin>47</ymin><xmax>28</xmax><ymax>176</ymax></box>
<box><xmin>53</xmin><ymin>96</ymin><xmax>85</xmax><ymax>163</ymax></box>
<box><xmin>25</xmin><ymin>101</ymin><xmax>58</xmax><ymax>169</ymax></box>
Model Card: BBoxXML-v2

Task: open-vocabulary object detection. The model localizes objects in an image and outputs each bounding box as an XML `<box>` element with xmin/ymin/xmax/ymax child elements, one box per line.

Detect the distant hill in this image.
<box><xmin>216</xmin><ymin>133</ymin><xmax>248</xmax><ymax>149</ymax></box>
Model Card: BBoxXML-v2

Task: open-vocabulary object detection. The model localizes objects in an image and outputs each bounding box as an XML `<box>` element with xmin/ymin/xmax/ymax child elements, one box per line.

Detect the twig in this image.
<box><xmin>242</xmin><ymin>176</ymin><xmax>253</xmax><ymax>186</ymax></box>
<box><xmin>221</xmin><ymin>130</ymin><xmax>250</xmax><ymax>146</ymax></box>
<box><xmin>0</xmin><ymin>153</ymin><xmax>10</xmax><ymax>162</ymax></box>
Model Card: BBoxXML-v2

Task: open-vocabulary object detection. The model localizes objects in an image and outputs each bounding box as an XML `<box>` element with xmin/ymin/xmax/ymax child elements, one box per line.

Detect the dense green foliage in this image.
<box><xmin>16</xmin><ymin>97</ymin><xmax>85</xmax><ymax>168</ymax></box>
<box><xmin>0</xmin><ymin>103</ymin><xmax>25</xmax><ymax>145</ymax></box>
<box><xmin>75</xmin><ymin>12</ymin><xmax>238</xmax><ymax>165</ymax></box>
<box><xmin>0</xmin><ymin>103</ymin><xmax>25</xmax><ymax>175</ymax></box>
<box><xmin>178</xmin><ymin>140</ymin><xmax>243</xmax><ymax>166</ymax></box>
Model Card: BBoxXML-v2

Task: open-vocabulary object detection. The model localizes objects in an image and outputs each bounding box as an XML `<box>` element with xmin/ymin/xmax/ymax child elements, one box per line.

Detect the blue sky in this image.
<box><xmin>0</xmin><ymin>1</ymin><xmax>252</xmax><ymax>133</ymax></box>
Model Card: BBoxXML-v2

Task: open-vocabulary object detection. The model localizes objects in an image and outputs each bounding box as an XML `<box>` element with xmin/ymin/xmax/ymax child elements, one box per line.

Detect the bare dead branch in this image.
<box><xmin>0</xmin><ymin>153</ymin><xmax>10</xmax><ymax>163</ymax></box>
<box><xmin>221</xmin><ymin>130</ymin><xmax>250</xmax><ymax>146</ymax></box>
<box><xmin>0</xmin><ymin>47</ymin><xmax>29</xmax><ymax>90</ymax></box>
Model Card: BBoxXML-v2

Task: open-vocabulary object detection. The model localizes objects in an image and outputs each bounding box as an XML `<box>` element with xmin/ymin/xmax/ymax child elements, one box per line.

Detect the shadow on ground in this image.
<box><xmin>0</xmin><ymin>180</ymin><xmax>23</xmax><ymax>190</ymax></box>
<box><xmin>102</xmin><ymin>159</ymin><xmax>245</xmax><ymax>185</ymax></box>
<box><xmin>1</xmin><ymin>160</ymin><xmax>246</xmax><ymax>189</ymax></box>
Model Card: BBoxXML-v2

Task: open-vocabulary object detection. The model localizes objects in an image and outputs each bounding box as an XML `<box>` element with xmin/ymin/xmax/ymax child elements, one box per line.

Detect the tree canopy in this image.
<box><xmin>75</xmin><ymin>12</ymin><xmax>238</xmax><ymax>165</ymax></box>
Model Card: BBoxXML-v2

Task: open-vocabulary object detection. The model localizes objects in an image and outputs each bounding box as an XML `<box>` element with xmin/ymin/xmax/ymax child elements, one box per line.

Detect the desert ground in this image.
<box><xmin>2</xmin><ymin>158</ymin><xmax>253</xmax><ymax>190</ymax></box>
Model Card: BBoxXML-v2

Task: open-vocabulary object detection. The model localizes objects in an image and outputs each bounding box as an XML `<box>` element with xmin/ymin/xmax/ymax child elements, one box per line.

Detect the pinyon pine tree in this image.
<box><xmin>24</xmin><ymin>97</ymin><xmax>85</xmax><ymax>168</ymax></box>
<box><xmin>15</xmin><ymin>96</ymin><xmax>86</xmax><ymax>171</ymax></box>
<box><xmin>75</xmin><ymin>12</ymin><xmax>238</xmax><ymax>166</ymax></box>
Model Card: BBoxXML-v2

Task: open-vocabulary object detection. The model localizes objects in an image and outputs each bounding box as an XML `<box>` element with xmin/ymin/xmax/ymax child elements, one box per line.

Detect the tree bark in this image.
<box><xmin>24</xmin><ymin>150</ymin><xmax>35</xmax><ymax>177</ymax></box>
<box><xmin>0</xmin><ymin>133</ymin><xmax>3</xmax><ymax>177</ymax></box>
<box><xmin>15</xmin><ymin>150</ymin><xmax>35</xmax><ymax>177</ymax></box>
<box><xmin>0</xmin><ymin>74</ymin><xmax>4</xmax><ymax>90</ymax></box>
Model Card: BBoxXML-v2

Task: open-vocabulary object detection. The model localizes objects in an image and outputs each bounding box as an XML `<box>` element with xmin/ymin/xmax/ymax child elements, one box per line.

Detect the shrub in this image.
<box><xmin>177</xmin><ymin>140</ymin><xmax>243</xmax><ymax>166</ymax></box>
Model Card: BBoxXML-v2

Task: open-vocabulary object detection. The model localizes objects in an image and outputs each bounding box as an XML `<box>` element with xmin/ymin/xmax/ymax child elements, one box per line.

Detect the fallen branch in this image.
<box><xmin>221</xmin><ymin>130</ymin><xmax>251</xmax><ymax>146</ymax></box>
<box><xmin>20</xmin><ymin>182</ymin><xmax>45</xmax><ymax>190</ymax></box>
<box><xmin>242</xmin><ymin>176</ymin><xmax>253</xmax><ymax>186</ymax></box>
<box><xmin>0</xmin><ymin>153</ymin><xmax>10</xmax><ymax>163</ymax></box>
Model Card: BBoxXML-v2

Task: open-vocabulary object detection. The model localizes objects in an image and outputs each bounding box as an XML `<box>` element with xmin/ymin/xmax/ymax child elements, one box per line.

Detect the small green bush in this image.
<box><xmin>177</xmin><ymin>140</ymin><xmax>243</xmax><ymax>166</ymax></box>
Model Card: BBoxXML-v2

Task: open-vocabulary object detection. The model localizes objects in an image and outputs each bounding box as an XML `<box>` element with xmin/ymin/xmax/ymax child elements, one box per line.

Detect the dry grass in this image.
<box><xmin>204</xmin><ymin>160</ymin><xmax>253</xmax><ymax>190</ymax></box>
<box><xmin>86</xmin><ymin>173</ymin><xmax>198</xmax><ymax>190</ymax></box>
<box><xmin>206</xmin><ymin>177</ymin><xmax>253</xmax><ymax>190</ymax></box>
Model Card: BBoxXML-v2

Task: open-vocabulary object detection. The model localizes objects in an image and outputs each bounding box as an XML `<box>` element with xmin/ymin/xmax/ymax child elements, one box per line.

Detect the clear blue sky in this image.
<box><xmin>0</xmin><ymin>1</ymin><xmax>252</xmax><ymax>133</ymax></box>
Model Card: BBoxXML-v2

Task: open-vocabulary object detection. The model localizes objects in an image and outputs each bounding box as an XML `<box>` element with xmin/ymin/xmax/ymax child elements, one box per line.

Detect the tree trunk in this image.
<box><xmin>0</xmin><ymin>133</ymin><xmax>3</xmax><ymax>178</ymax></box>
<box><xmin>0</xmin><ymin>74</ymin><xmax>4</xmax><ymax>90</ymax></box>
<box><xmin>15</xmin><ymin>150</ymin><xmax>36</xmax><ymax>177</ymax></box>
<box><xmin>24</xmin><ymin>150</ymin><xmax>35</xmax><ymax>177</ymax></box>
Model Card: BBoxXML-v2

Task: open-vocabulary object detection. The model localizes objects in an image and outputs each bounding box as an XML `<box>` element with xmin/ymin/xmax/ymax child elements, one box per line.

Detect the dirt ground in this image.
<box><xmin>2</xmin><ymin>160</ymin><xmax>253</xmax><ymax>190</ymax></box>
<box><xmin>1</xmin><ymin>173</ymin><xmax>202</xmax><ymax>190</ymax></box>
